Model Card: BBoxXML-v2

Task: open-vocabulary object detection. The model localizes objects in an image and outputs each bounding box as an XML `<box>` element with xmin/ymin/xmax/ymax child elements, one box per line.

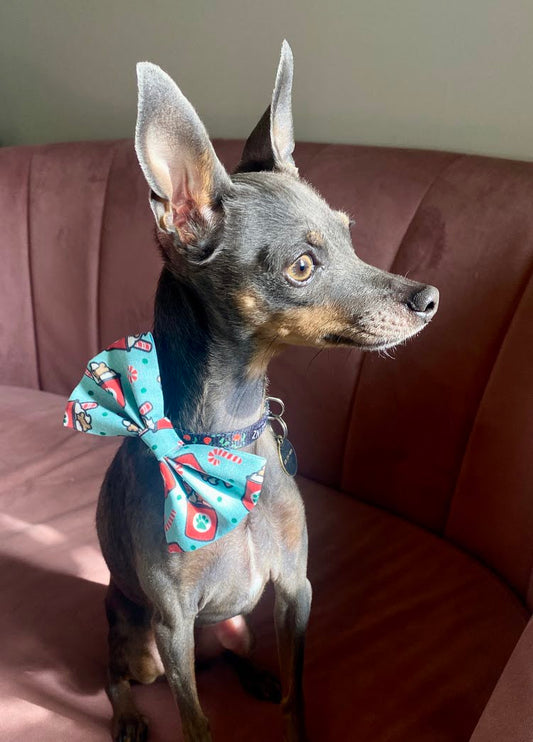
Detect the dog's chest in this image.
<box><xmin>169</xmin><ymin>436</ymin><xmax>302</xmax><ymax>625</ymax></box>
<box><xmin>195</xmin><ymin>513</ymin><xmax>275</xmax><ymax>624</ymax></box>
<box><xmin>193</xmin><ymin>474</ymin><xmax>286</xmax><ymax>624</ymax></box>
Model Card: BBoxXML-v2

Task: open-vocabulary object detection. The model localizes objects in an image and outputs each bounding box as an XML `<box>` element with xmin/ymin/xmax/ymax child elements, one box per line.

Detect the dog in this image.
<box><xmin>95</xmin><ymin>41</ymin><xmax>439</xmax><ymax>742</ymax></box>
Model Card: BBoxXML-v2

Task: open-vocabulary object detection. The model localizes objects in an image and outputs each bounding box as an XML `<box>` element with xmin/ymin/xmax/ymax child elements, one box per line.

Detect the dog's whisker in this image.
<box><xmin>306</xmin><ymin>347</ymin><xmax>326</xmax><ymax>371</ymax></box>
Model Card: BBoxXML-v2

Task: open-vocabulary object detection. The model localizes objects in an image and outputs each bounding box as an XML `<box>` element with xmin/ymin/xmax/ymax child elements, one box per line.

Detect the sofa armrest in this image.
<box><xmin>470</xmin><ymin>616</ymin><xmax>533</xmax><ymax>741</ymax></box>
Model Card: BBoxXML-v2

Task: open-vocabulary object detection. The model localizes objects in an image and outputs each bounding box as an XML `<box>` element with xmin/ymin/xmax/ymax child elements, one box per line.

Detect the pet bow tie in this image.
<box><xmin>64</xmin><ymin>332</ymin><xmax>266</xmax><ymax>553</ymax></box>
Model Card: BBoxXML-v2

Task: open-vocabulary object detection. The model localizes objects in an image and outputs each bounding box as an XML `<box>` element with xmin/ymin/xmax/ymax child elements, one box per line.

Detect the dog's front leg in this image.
<box><xmin>274</xmin><ymin>571</ymin><xmax>312</xmax><ymax>742</ymax></box>
<box><xmin>153</xmin><ymin>602</ymin><xmax>211</xmax><ymax>742</ymax></box>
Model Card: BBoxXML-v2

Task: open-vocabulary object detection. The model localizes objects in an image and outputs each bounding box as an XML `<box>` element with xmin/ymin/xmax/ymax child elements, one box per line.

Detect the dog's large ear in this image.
<box><xmin>135</xmin><ymin>62</ymin><xmax>232</xmax><ymax>248</ymax></box>
<box><xmin>235</xmin><ymin>41</ymin><xmax>297</xmax><ymax>176</ymax></box>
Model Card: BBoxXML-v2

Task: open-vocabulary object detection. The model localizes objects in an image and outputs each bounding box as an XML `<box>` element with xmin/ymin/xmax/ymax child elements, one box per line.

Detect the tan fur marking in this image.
<box><xmin>238</xmin><ymin>289</ymin><xmax>419</xmax><ymax>378</ymax></box>
<box><xmin>306</xmin><ymin>230</ymin><xmax>324</xmax><ymax>248</ymax></box>
<box><xmin>194</xmin><ymin>148</ymin><xmax>215</xmax><ymax>210</ymax></box>
<box><xmin>130</xmin><ymin>644</ymin><xmax>164</xmax><ymax>684</ymax></box>
<box><xmin>246</xmin><ymin>304</ymin><xmax>353</xmax><ymax>378</ymax></box>
<box><xmin>240</xmin><ymin>293</ymin><xmax>259</xmax><ymax>311</ymax></box>
<box><xmin>235</xmin><ymin>290</ymin><xmax>269</xmax><ymax>325</ymax></box>
<box><xmin>278</xmin><ymin>500</ymin><xmax>305</xmax><ymax>552</ymax></box>
<box><xmin>270</xmin><ymin>305</ymin><xmax>349</xmax><ymax>344</ymax></box>
<box><xmin>336</xmin><ymin>210</ymin><xmax>351</xmax><ymax>228</ymax></box>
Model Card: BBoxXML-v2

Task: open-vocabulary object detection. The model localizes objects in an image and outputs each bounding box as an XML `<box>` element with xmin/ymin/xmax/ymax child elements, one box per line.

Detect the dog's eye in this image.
<box><xmin>285</xmin><ymin>254</ymin><xmax>315</xmax><ymax>284</ymax></box>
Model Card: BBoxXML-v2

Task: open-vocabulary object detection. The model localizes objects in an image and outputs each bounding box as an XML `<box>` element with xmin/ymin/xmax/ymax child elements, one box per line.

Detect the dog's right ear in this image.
<box><xmin>235</xmin><ymin>41</ymin><xmax>297</xmax><ymax>176</ymax></box>
<box><xmin>135</xmin><ymin>62</ymin><xmax>232</xmax><ymax>248</ymax></box>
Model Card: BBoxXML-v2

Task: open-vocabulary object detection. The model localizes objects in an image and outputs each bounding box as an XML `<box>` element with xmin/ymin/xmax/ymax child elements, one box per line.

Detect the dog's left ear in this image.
<box><xmin>235</xmin><ymin>40</ymin><xmax>297</xmax><ymax>176</ymax></box>
<box><xmin>135</xmin><ymin>62</ymin><xmax>232</xmax><ymax>248</ymax></box>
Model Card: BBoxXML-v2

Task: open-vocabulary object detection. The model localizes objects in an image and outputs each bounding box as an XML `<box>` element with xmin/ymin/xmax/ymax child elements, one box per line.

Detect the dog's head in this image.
<box><xmin>135</xmin><ymin>42</ymin><xmax>438</xmax><ymax>374</ymax></box>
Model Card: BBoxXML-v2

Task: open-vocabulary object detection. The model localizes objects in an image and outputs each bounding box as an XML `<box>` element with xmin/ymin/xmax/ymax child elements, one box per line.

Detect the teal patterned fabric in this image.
<box><xmin>64</xmin><ymin>333</ymin><xmax>266</xmax><ymax>553</ymax></box>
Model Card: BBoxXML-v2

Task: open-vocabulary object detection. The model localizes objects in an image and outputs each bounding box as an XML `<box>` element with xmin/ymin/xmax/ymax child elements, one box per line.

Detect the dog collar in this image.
<box><xmin>176</xmin><ymin>409</ymin><xmax>269</xmax><ymax>450</ymax></box>
<box><xmin>63</xmin><ymin>332</ymin><xmax>266</xmax><ymax>554</ymax></box>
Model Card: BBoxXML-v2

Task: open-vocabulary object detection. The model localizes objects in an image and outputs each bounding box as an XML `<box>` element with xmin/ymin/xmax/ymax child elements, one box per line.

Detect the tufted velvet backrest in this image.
<box><xmin>1</xmin><ymin>139</ymin><xmax>532</xmax><ymax>607</ymax></box>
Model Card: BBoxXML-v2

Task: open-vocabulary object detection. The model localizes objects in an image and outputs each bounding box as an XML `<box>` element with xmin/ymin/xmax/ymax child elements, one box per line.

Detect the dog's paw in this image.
<box><xmin>226</xmin><ymin>652</ymin><xmax>282</xmax><ymax>703</ymax></box>
<box><xmin>112</xmin><ymin>712</ymin><xmax>149</xmax><ymax>742</ymax></box>
<box><xmin>245</xmin><ymin>666</ymin><xmax>282</xmax><ymax>704</ymax></box>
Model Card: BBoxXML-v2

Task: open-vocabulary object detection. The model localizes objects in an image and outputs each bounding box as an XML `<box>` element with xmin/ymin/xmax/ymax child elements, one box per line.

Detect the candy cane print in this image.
<box><xmin>164</xmin><ymin>508</ymin><xmax>177</xmax><ymax>532</ymax></box>
<box><xmin>207</xmin><ymin>448</ymin><xmax>242</xmax><ymax>466</ymax></box>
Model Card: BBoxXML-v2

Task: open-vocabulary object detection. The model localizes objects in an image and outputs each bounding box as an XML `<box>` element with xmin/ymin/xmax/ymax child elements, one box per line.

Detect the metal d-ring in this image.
<box><xmin>266</xmin><ymin>396</ymin><xmax>288</xmax><ymax>441</ymax></box>
<box><xmin>266</xmin><ymin>396</ymin><xmax>285</xmax><ymax>419</ymax></box>
<box><xmin>269</xmin><ymin>414</ymin><xmax>288</xmax><ymax>441</ymax></box>
<box><xmin>266</xmin><ymin>396</ymin><xmax>298</xmax><ymax>478</ymax></box>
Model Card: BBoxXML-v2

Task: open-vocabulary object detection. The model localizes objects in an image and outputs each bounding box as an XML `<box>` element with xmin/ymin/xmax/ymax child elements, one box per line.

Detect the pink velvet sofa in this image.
<box><xmin>1</xmin><ymin>138</ymin><xmax>532</xmax><ymax>741</ymax></box>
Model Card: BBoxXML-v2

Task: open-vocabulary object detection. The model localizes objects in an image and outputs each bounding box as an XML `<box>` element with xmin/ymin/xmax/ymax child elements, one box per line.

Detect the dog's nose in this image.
<box><xmin>406</xmin><ymin>285</ymin><xmax>439</xmax><ymax>320</ymax></box>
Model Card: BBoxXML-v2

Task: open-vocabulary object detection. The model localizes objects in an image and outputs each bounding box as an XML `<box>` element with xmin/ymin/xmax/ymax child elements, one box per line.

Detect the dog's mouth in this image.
<box><xmin>320</xmin><ymin>299</ymin><xmax>437</xmax><ymax>350</ymax></box>
<box><xmin>322</xmin><ymin>327</ymin><xmax>422</xmax><ymax>351</ymax></box>
<box><xmin>322</xmin><ymin>333</ymin><xmax>360</xmax><ymax>346</ymax></box>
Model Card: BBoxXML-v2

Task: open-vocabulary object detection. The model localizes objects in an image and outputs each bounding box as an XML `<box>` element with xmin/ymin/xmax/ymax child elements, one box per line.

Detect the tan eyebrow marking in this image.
<box><xmin>336</xmin><ymin>210</ymin><xmax>351</xmax><ymax>228</ymax></box>
<box><xmin>306</xmin><ymin>230</ymin><xmax>325</xmax><ymax>247</ymax></box>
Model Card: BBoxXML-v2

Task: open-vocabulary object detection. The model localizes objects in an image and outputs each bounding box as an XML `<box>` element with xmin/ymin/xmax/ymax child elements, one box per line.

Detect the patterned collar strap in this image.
<box><xmin>63</xmin><ymin>332</ymin><xmax>266</xmax><ymax>554</ymax></box>
<box><xmin>176</xmin><ymin>408</ymin><xmax>269</xmax><ymax>450</ymax></box>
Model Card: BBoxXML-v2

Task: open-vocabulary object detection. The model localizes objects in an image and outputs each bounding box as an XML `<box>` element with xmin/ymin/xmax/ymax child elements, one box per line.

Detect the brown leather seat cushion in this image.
<box><xmin>0</xmin><ymin>385</ymin><xmax>527</xmax><ymax>741</ymax></box>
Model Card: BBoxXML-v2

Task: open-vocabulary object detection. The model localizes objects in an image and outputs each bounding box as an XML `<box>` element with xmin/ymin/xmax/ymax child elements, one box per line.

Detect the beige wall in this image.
<box><xmin>1</xmin><ymin>0</ymin><xmax>532</xmax><ymax>160</ymax></box>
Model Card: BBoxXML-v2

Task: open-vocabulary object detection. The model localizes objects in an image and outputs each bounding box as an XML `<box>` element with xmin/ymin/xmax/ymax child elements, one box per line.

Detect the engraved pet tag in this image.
<box><xmin>277</xmin><ymin>436</ymin><xmax>298</xmax><ymax>477</ymax></box>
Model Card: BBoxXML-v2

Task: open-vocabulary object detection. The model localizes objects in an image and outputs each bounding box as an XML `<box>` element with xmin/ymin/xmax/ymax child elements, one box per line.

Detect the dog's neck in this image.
<box><xmin>153</xmin><ymin>267</ymin><xmax>266</xmax><ymax>435</ymax></box>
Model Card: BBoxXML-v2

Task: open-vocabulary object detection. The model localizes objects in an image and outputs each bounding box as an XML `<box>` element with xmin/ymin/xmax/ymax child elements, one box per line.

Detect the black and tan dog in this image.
<box><xmin>96</xmin><ymin>41</ymin><xmax>439</xmax><ymax>742</ymax></box>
